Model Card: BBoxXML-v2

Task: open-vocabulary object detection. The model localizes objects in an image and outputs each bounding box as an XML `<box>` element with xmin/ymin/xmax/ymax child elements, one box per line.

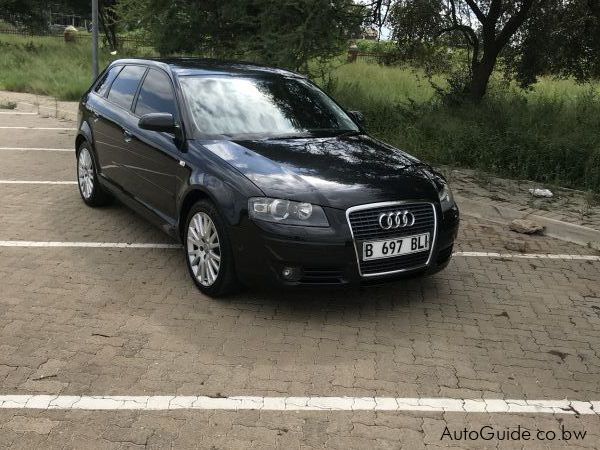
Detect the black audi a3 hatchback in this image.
<box><xmin>76</xmin><ymin>58</ymin><xmax>459</xmax><ymax>296</ymax></box>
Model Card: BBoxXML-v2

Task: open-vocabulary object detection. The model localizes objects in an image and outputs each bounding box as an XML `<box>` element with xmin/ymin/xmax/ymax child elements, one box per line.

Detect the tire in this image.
<box><xmin>76</xmin><ymin>141</ymin><xmax>112</xmax><ymax>206</ymax></box>
<box><xmin>184</xmin><ymin>200</ymin><xmax>239</xmax><ymax>297</ymax></box>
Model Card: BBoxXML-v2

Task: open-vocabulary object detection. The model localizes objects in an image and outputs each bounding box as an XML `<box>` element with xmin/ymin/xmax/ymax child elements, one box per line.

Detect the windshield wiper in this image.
<box><xmin>333</xmin><ymin>130</ymin><xmax>362</xmax><ymax>138</ymax></box>
<box><xmin>261</xmin><ymin>133</ymin><xmax>313</xmax><ymax>140</ymax></box>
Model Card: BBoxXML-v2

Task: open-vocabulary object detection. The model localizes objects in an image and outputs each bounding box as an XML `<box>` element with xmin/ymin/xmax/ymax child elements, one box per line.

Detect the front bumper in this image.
<box><xmin>229</xmin><ymin>203</ymin><xmax>459</xmax><ymax>288</ymax></box>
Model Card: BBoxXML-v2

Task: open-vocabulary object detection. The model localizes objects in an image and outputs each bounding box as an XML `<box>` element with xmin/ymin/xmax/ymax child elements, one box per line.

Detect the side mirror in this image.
<box><xmin>349</xmin><ymin>110</ymin><xmax>365</xmax><ymax>126</ymax></box>
<box><xmin>138</xmin><ymin>113</ymin><xmax>176</xmax><ymax>133</ymax></box>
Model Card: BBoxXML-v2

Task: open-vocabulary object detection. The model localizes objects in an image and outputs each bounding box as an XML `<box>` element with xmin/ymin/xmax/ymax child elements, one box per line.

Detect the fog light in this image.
<box><xmin>281</xmin><ymin>266</ymin><xmax>302</xmax><ymax>282</ymax></box>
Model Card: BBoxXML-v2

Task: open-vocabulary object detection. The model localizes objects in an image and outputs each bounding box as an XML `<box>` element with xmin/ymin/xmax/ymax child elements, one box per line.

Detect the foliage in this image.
<box><xmin>372</xmin><ymin>0</ymin><xmax>600</xmax><ymax>101</ymax></box>
<box><xmin>325</xmin><ymin>62</ymin><xmax>600</xmax><ymax>192</ymax></box>
<box><xmin>0</xmin><ymin>0</ymin><xmax>92</xmax><ymax>30</ymax></box>
<box><xmin>387</xmin><ymin>0</ymin><xmax>450</xmax><ymax>70</ymax></box>
<box><xmin>0</xmin><ymin>35</ymin><xmax>135</xmax><ymax>100</ymax></box>
<box><xmin>506</xmin><ymin>0</ymin><xmax>600</xmax><ymax>87</ymax></box>
<box><xmin>115</xmin><ymin>0</ymin><xmax>362</xmax><ymax>72</ymax></box>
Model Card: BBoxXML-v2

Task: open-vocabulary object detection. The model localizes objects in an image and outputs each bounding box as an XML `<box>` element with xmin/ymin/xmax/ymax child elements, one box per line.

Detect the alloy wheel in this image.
<box><xmin>187</xmin><ymin>212</ymin><xmax>221</xmax><ymax>286</ymax></box>
<box><xmin>77</xmin><ymin>147</ymin><xmax>94</xmax><ymax>199</ymax></box>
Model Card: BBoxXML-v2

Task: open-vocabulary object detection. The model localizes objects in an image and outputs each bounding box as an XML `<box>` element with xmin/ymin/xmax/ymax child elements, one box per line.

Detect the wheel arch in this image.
<box><xmin>178</xmin><ymin>188</ymin><xmax>214</xmax><ymax>239</ymax></box>
<box><xmin>75</xmin><ymin>120</ymin><xmax>95</xmax><ymax>157</ymax></box>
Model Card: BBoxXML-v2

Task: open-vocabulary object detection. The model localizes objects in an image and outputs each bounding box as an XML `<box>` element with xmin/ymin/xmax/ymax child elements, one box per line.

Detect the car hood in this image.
<box><xmin>198</xmin><ymin>135</ymin><xmax>439</xmax><ymax>210</ymax></box>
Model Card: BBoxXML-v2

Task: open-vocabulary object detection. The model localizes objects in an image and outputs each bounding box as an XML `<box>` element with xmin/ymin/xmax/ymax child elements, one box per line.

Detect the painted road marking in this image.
<box><xmin>455</xmin><ymin>251</ymin><xmax>600</xmax><ymax>261</ymax></box>
<box><xmin>0</xmin><ymin>147</ymin><xmax>72</xmax><ymax>152</ymax></box>
<box><xmin>0</xmin><ymin>180</ymin><xmax>76</xmax><ymax>185</ymax></box>
<box><xmin>0</xmin><ymin>395</ymin><xmax>597</xmax><ymax>414</ymax></box>
<box><xmin>0</xmin><ymin>126</ymin><xmax>76</xmax><ymax>131</ymax></box>
<box><xmin>0</xmin><ymin>111</ymin><xmax>37</xmax><ymax>115</ymax></box>
<box><xmin>0</xmin><ymin>241</ymin><xmax>180</xmax><ymax>249</ymax></box>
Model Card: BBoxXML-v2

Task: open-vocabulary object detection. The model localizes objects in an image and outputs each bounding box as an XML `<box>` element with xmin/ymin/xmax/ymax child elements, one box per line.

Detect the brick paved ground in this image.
<box><xmin>0</xmin><ymin>107</ymin><xmax>599</xmax><ymax>448</ymax></box>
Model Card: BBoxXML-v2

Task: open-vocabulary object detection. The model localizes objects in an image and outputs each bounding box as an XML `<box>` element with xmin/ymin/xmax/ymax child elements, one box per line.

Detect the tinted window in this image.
<box><xmin>94</xmin><ymin>65</ymin><xmax>122</xmax><ymax>97</ymax></box>
<box><xmin>179</xmin><ymin>76</ymin><xmax>358</xmax><ymax>139</ymax></box>
<box><xmin>135</xmin><ymin>69</ymin><xmax>177</xmax><ymax>117</ymax></box>
<box><xmin>107</xmin><ymin>65</ymin><xmax>147</xmax><ymax>110</ymax></box>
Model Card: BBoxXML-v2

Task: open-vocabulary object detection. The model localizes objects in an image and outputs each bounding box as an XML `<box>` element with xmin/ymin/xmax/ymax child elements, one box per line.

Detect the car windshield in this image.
<box><xmin>178</xmin><ymin>75</ymin><xmax>359</xmax><ymax>139</ymax></box>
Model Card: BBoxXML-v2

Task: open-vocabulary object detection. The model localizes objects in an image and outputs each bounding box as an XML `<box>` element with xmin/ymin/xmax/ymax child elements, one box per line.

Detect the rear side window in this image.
<box><xmin>94</xmin><ymin>65</ymin><xmax>122</xmax><ymax>97</ymax></box>
<box><xmin>107</xmin><ymin>65</ymin><xmax>147</xmax><ymax>110</ymax></box>
<box><xmin>135</xmin><ymin>69</ymin><xmax>177</xmax><ymax>117</ymax></box>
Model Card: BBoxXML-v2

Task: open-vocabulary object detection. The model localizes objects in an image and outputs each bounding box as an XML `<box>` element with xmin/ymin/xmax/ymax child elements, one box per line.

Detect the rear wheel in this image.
<box><xmin>184</xmin><ymin>200</ymin><xmax>238</xmax><ymax>297</ymax></box>
<box><xmin>77</xmin><ymin>142</ymin><xmax>111</xmax><ymax>206</ymax></box>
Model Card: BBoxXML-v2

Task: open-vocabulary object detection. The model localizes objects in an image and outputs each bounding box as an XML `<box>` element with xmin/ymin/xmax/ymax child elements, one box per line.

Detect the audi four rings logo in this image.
<box><xmin>378</xmin><ymin>210</ymin><xmax>416</xmax><ymax>229</ymax></box>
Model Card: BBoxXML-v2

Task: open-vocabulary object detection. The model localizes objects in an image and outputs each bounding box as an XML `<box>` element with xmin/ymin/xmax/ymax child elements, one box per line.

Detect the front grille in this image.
<box><xmin>347</xmin><ymin>202</ymin><xmax>436</xmax><ymax>276</ymax></box>
<box><xmin>348</xmin><ymin>202</ymin><xmax>435</xmax><ymax>240</ymax></box>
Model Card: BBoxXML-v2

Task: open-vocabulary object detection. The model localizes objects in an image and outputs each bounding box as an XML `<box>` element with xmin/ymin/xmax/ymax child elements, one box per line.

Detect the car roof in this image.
<box><xmin>110</xmin><ymin>58</ymin><xmax>306</xmax><ymax>78</ymax></box>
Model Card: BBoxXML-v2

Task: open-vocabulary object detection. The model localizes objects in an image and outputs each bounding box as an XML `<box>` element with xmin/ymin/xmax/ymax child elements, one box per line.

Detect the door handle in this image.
<box><xmin>123</xmin><ymin>130</ymin><xmax>133</xmax><ymax>143</ymax></box>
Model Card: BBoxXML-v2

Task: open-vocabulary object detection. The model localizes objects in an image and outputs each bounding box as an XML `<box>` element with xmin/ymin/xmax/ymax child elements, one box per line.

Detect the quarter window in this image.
<box><xmin>135</xmin><ymin>69</ymin><xmax>177</xmax><ymax>117</ymax></box>
<box><xmin>107</xmin><ymin>65</ymin><xmax>147</xmax><ymax>110</ymax></box>
<box><xmin>94</xmin><ymin>65</ymin><xmax>122</xmax><ymax>97</ymax></box>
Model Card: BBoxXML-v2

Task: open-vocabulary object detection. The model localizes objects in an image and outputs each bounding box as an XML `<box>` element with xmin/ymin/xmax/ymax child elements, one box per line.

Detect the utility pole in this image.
<box><xmin>92</xmin><ymin>0</ymin><xmax>99</xmax><ymax>79</ymax></box>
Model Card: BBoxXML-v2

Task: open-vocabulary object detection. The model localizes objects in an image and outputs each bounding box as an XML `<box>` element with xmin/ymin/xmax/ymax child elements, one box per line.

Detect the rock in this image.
<box><xmin>64</xmin><ymin>25</ymin><xmax>78</xmax><ymax>43</ymax></box>
<box><xmin>510</xmin><ymin>219</ymin><xmax>544</xmax><ymax>235</ymax></box>
<box><xmin>528</xmin><ymin>188</ymin><xmax>553</xmax><ymax>198</ymax></box>
<box><xmin>504</xmin><ymin>239</ymin><xmax>528</xmax><ymax>253</ymax></box>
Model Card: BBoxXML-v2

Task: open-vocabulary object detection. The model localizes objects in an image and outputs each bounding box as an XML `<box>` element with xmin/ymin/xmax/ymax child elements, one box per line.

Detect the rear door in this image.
<box><xmin>126</xmin><ymin>68</ymin><xmax>183</xmax><ymax>220</ymax></box>
<box><xmin>85</xmin><ymin>64</ymin><xmax>122</xmax><ymax>181</ymax></box>
<box><xmin>99</xmin><ymin>64</ymin><xmax>148</xmax><ymax>189</ymax></box>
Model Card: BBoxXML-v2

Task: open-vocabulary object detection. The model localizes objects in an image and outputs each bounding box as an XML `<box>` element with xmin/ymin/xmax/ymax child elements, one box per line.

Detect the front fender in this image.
<box><xmin>177</xmin><ymin>170</ymin><xmax>263</xmax><ymax>228</ymax></box>
<box><xmin>175</xmin><ymin>142</ymin><xmax>265</xmax><ymax>231</ymax></box>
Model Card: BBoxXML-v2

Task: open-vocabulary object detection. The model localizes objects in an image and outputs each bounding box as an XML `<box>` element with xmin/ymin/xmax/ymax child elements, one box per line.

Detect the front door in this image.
<box><xmin>124</xmin><ymin>68</ymin><xmax>182</xmax><ymax>220</ymax></box>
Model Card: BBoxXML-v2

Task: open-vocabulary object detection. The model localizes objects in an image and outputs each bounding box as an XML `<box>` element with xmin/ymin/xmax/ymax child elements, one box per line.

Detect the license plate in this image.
<box><xmin>362</xmin><ymin>233</ymin><xmax>430</xmax><ymax>261</ymax></box>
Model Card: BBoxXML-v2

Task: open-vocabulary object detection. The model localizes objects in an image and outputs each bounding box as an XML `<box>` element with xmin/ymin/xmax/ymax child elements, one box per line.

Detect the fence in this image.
<box><xmin>347</xmin><ymin>47</ymin><xmax>389</xmax><ymax>65</ymax></box>
<box><xmin>1</xmin><ymin>29</ymin><xmax>391</xmax><ymax>63</ymax></box>
<box><xmin>0</xmin><ymin>28</ymin><xmax>154</xmax><ymax>53</ymax></box>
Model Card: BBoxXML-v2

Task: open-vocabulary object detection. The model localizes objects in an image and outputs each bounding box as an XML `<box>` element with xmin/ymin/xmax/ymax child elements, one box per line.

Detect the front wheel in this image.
<box><xmin>77</xmin><ymin>142</ymin><xmax>111</xmax><ymax>206</ymax></box>
<box><xmin>184</xmin><ymin>200</ymin><xmax>239</xmax><ymax>297</ymax></box>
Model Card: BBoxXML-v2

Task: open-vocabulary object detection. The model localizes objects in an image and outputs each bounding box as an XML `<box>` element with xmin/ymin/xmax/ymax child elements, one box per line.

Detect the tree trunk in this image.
<box><xmin>467</xmin><ymin>58</ymin><xmax>496</xmax><ymax>101</ymax></box>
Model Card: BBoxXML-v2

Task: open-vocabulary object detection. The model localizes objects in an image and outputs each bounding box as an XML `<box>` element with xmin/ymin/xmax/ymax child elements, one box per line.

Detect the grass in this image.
<box><xmin>0</xmin><ymin>100</ymin><xmax>17</xmax><ymax>109</ymax></box>
<box><xmin>326</xmin><ymin>62</ymin><xmax>600</xmax><ymax>193</ymax></box>
<box><xmin>1</xmin><ymin>34</ymin><xmax>598</xmax><ymax>192</ymax></box>
<box><xmin>0</xmin><ymin>34</ymin><xmax>149</xmax><ymax>100</ymax></box>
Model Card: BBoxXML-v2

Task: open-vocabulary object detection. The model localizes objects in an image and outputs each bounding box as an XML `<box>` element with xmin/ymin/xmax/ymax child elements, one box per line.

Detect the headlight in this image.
<box><xmin>248</xmin><ymin>197</ymin><xmax>329</xmax><ymax>227</ymax></box>
<box><xmin>438</xmin><ymin>182</ymin><xmax>454</xmax><ymax>211</ymax></box>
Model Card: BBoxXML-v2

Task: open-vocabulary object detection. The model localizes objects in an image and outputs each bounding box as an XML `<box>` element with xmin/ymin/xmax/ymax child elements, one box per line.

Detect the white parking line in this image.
<box><xmin>0</xmin><ymin>180</ymin><xmax>76</xmax><ymax>184</ymax></box>
<box><xmin>0</xmin><ymin>395</ymin><xmax>597</xmax><ymax>414</ymax></box>
<box><xmin>0</xmin><ymin>241</ymin><xmax>180</xmax><ymax>249</ymax></box>
<box><xmin>0</xmin><ymin>126</ymin><xmax>76</xmax><ymax>131</ymax></box>
<box><xmin>455</xmin><ymin>251</ymin><xmax>600</xmax><ymax>261</ymax></box>
<box><xmin>0</xmin><ymin>111</ymin><xmax>37</xmax><ymax>115</ymax></box>
<box><xmin>0</xmin><ymin>147</ymin><xmax>72</xmax><ymax>152</ymax></box>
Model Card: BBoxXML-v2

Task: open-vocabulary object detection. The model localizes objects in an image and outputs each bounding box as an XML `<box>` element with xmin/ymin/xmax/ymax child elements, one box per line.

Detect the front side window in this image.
<box><xmin>135</xmin><ymin>69</ymin><xmax>177</xmax><ymax>117</ymax></box>
<box><xmin>107</xmin><ymin>65</ymin><xmax>147</xmax><ymax>111</ymax></box>
<box><xmin>178</xmin><ymin>76</ymin><xmax>358</xmax><ymax>139</ymax></box>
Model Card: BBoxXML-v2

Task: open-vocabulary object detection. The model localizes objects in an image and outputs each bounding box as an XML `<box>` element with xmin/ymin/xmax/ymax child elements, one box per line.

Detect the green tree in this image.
<box><xmin>507</xmin><ymin>0</ymin><xmax>600</xmax><ymax>87</ymax></box>
<box><xmin>383</xmin><ymin>0</ymin><xmax>545</xmax><ymax>101</ymax></box>
<box><xmin>116</xmin><ymin>0</ymin><xmax>362</xmax><ymax>72</ymax></box>
<box><xmin>380</xmin><ymin>0</ymin><xmax>600</xmax><ymax>100</ymax></box>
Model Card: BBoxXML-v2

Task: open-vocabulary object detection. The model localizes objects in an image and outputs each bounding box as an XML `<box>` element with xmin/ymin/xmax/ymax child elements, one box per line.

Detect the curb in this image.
<box><xmin>16</xmin><ymin>100</ymin><xmax>77</xmax><ymax>122</ymax></box>
<box><xmin>457</xmin><ymin>195</ymin><xmax>600</xmax><ymax>249</ymax></box>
